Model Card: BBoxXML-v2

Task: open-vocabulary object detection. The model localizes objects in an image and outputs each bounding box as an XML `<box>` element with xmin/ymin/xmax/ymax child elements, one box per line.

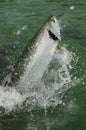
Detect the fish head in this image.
<box><xmin>47</xmin><ymin>16</ymin><xmax>61</xmax><ymax>41</ymax></box>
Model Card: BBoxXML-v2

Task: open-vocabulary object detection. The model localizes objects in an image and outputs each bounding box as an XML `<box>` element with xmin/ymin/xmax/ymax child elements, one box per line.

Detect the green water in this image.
<box><xmin>0</xmin><ymin>0</ymin><xmax>86</xmax><ymax>130</ymax></box>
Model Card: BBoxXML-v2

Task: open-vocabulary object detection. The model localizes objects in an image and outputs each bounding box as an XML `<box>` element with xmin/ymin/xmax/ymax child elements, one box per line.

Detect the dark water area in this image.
<box><xmin>0</xmin><ymin>0</ymin><xmax>86</xmax><ymax>130</ymax></box>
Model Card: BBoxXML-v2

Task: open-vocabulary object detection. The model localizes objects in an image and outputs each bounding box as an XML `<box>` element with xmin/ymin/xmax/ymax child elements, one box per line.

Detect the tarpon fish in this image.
<box><xmin>2</xmin><ymin>16</ymin><xmax>61</xmax><ymax>91</ymax></box>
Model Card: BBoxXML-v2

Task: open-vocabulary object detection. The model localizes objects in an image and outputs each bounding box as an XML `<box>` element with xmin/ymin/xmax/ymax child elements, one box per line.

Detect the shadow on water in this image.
<box><xmin>62</xmin><ymin>29</ymin><xmax>86</xmax><ymax>42</ymax></box>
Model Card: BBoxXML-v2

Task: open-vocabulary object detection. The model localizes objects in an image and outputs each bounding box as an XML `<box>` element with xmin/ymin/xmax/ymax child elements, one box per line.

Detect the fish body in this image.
<box><xmin>2</xmin><ymin>16</ymin><xmax>61</xmax><ymax>91</ymax></box>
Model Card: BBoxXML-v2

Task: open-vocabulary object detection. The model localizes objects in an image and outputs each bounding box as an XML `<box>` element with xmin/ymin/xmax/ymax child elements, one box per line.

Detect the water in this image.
<box><xmin>0</xmin><ymin>0</ymin><xmax>86</xmax><ymax>130</ymax></box>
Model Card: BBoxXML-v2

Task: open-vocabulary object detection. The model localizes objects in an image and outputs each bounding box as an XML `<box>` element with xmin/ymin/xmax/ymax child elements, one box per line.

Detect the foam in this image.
<box><xmin>0</xmin><ymin>87</ymin><xmax>26</xmax><ymax>112</ymax></box>
<box><xmin>18</xmin><ymin>47</ymin><xmax>79</xmax><ymax>109</ymax></box>
<box><xmin>0</xmin><ymin>46</ymin><xmax>80</xmax><ymax>113</ymax></box>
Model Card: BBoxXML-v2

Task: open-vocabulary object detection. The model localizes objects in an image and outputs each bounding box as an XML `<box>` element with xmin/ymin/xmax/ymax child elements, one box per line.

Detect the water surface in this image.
<box><xmin>0</xmin><ymin>0</ymin><xmax>86</xmax><ymax>130</ymax></box>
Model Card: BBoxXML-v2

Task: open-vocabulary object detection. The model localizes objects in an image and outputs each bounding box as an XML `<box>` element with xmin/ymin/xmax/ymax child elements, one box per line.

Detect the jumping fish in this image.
<box><xmin>2</xmin><ymin>16</ymin><xmax>61</xmax><ymax>91</ymax></box>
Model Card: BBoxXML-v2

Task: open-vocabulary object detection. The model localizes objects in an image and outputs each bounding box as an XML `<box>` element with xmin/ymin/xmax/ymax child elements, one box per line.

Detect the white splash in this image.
<box><xmin>21</xmin><ymin>47</ymin><xmax>78</xmax><ymax>109</ymax></box>
<box><xmin>15</xmin><ymin>25</ymin><xmax>27</xmax><ymax>35</ymax></box>
<box><xmin>0</xmin><ymin>46</ymin><xmax>79</xmax><ymax>113</ymax></box>
<box><xmin>70</xmin><ymin>6</ymin><xmax>75</xmax><ymax>10</ymax></box>
<box><xmin>22</xmin><ymin>25</ymin><xmax>27</xmax><ymax>31</ymax></box>
<box><xmin>0</xmin><ymin>87</ymin><xmax>26</xmax><ymax>112</ymax></box>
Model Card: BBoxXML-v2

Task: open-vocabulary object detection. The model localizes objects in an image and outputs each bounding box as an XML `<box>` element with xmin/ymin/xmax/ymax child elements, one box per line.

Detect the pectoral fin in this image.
<box><xmin>55</xmin><ymin>44</ymin><xmax>64</xmax><ymax>52</ymax></box>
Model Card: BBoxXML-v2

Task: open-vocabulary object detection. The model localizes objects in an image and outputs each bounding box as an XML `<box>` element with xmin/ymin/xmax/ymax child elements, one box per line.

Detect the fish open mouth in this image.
<box><xmin>48</xmin><ymin>30</ymin><xmax>59</xmax><ymax>41</ymax></box>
